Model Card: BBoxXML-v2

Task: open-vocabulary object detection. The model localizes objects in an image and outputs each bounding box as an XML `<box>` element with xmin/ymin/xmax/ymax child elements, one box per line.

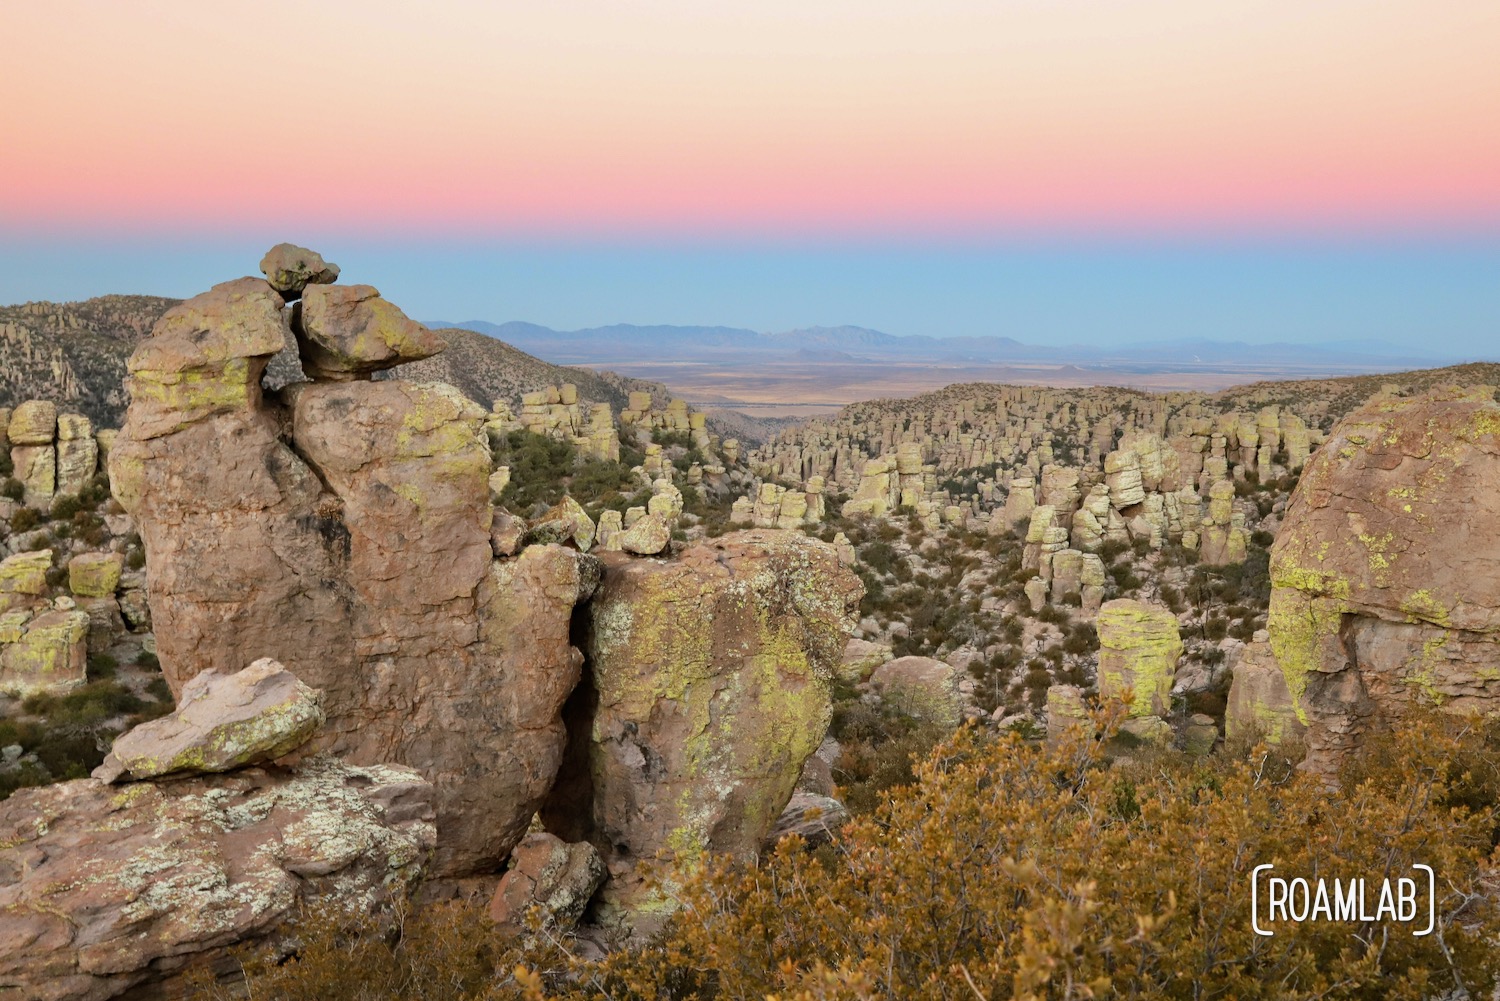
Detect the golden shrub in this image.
<box><xmin>227</xmin><ymin>706</ymin><xmax>1500</xmax><ymax>1000</ymax></box>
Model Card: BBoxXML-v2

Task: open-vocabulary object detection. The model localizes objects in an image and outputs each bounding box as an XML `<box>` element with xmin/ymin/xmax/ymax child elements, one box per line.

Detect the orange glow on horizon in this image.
<box><xmin>2</xmin><ymin>0</ymin><xmax>1497</xmax><ymax>238</ymax></box>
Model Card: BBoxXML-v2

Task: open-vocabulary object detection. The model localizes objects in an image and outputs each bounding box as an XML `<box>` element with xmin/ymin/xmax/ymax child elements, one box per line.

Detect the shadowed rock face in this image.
<box><xmin>1268</xmin><ymin>386</ymin><xmax>1500</xmax><ymax>773</ymax></box>
<box><xmin>109</xmin><ymin>276</ymin><xmax>598</xmax><ymax>876</ymax></box>
<box><xmin>0</xmin><ymin>757</ymin><xmax>434</xmax><ymax>1001</ymax></box>
<box><xmin>544</xmin><ymin>529</ymin><xmax>862</xmax><ymax>935</ymax></box>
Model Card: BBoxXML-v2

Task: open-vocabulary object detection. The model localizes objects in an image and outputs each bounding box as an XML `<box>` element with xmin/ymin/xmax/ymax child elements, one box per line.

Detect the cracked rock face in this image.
<box><xmin>544</xmin><ymin>529</ymin><xmax>862</xmax><ymax>935</ymax></box>
<box><xmin>0</xmin><ymin>757</ymin><xmax>434</xmax><ymax>1001</ymax></box>
<box><xmin>109</xmin><ymin>274</ymin><xmax>597</xmax><ymax>877</ymax></box>
<box><xmin>1268</xmin><ymin>387</ymin><xmax>1500</xmax><ymax>773</ymax></box>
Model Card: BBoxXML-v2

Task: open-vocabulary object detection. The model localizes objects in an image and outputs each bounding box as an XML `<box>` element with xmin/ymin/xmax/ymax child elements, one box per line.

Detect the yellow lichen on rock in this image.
<box><xmin>1096</xmin><ymin>598</ymin><xmax>1180</xmax><ymax>718</ymax></box>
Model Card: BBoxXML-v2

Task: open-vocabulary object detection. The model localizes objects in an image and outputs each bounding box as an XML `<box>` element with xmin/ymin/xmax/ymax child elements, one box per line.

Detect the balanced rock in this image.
<box><xmin>112</xmin><ymin>280</ymin><xmax>597</xmax><ymax>876</ymax></box>
<box><xmin>545</xmin><ymin>529</ymin><xmax>861</xmax><ymax>934</ymax></box>
<box><xmin>869</xmin><ymin>656</ymin><xmax>965</xmax><ymax>728</ymax></box>
<box><xmin>292</xmin><ymin>283</ymin><xmax>445</xmax><ymax>379</ymax></box>
<box><xmin>7</xmin><ymin>399</ymin><xmax>56</xmax><ymax>445</ymax></box>
<box><xmin>0</xmin><ymin>758</ymin><xmax>434</xmax><ymax>1001</ymax></box>
<box><xmin>1268</xmin><ymin>387</ymin><xmax>1500</xmax><ymax>773</ymax></box>
<box><xmin>120</xmin><ymin>277</ymin><xmax>287</xmax><ymax>440</ymax></box>
<box><xmin>487</xmin><ymin>832</ymin><xmax>606</xmax><ymax>935</ymax></box>
<box><xmin>259</xmin><ymin>242</ymin><xmax>340</xmax><ymax>298</ymax></box>
<box><xmin>0</xmin><ymin>549</ymin><xmax>52</xmax><ymax>609</ymax></box>
<box><xmin>1096</xmin><ymin>599</ymin><xmax>1180</xmax><ymax>718</ymax></box>
<box><xmin>96</xmin><ymin>658</ymin><xmax>324</xmax><ymax>783</ymax></box>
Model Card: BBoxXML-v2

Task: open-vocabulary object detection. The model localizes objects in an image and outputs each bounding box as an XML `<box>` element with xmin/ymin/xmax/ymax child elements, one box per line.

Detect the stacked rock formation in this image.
<box><xmin>107</xmin><ymin>262</ymin><xmax>560</xmax><ymax>876</ymax></box>
<box><xmin>0</xmin><ymin>543</ymin><xmax>147</xmax><ymax>697</ymax></box>
<box><xmin>730</xmin><ymin>476</ymin><xmax>826</xmax><ymax>529</ymax></box>
<box><xmin>95</xmin><ymin>248</ymin><xmax>860</xmax><ymax>946</ymax></box>
<box><xmin>3</xmin><ymin>399</ymin><xmax>109</xmax><ymax>507</ymax></box>
<box><xmin>0</xmin><ymin>549</ymin><xmax>89</xmax><ymax>694</ymax></box>
<box><xmin>736</xmin><ymin>382</ymin><xmax>1326</xmax><ymax>605</ymax></box>
<box><xmin>620</xmin><ymin>391</ymin><xmax>715</xmax><ymax>453</ymax></box>
<box><xmin>1094</xmin><ymin>598</ymin><xmax>1181</xmax><ymax>741</ymax></box>
<box><xmin>1244</xmin><ymin>387</ymin><xmax>1500</xmax><ymax>773</ymax></box>
<box><xmin>496</xmin><ymin>382</ymin><xmax>623</xmax><ymax>462</ymax></box>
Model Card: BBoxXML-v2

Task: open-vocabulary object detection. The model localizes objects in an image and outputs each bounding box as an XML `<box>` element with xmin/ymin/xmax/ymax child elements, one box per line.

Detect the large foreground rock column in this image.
<box><xmin>545</xmin><ymin>529</ymin><xmax>863</xmax><ymax>934</ymax></box>
<box><xmin>1268</xmin><ymin>387</ymin><xmax>1500</xmax><ymax>773</ymax></box>
<box><xmin>108</xmin><ymin>267</ymin><xmax>595</xmax><ymax>876</ymax></box>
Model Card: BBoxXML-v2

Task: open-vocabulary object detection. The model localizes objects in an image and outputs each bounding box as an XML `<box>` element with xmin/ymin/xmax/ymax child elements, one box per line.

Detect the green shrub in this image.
<box><xmin>21</xmin><ymin>680</ymin><xmax>146</xmax><ymax>726</ymax></box>
<box><xmin>8</xmin><ymin>506</ymin><xmax>40</xmax><ymax>532</ymax></box>
<box><xmin>88</xmin><ymin>653</ymin><xmax>119</xmax><ymax>679</ymax></box>
<box><xmin>0</xmin><ymin>478</ymin><xmax>22</xmax><ymax>502</ymax></box>
<box><xmin>49</xmin><ymin>494</ymin><xmax>82</xmax><ymax>521</ymax></box>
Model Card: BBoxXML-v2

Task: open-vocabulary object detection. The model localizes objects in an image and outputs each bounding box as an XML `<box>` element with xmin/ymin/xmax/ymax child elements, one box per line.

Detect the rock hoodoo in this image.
<box><xmin>107</xmin><ymin>269</ymin><xmax>601</xmax><ymax>876</ymax></box>
<box><xmin>99</xmin><ymin>247</ymin><xmax>859</xmax><ymax>926</ymax></box>
<box><xmin>1096</xmin><ymin>598</ymin><xmax>1180</xmax><ymax>719</ymax></box>
<box><xmin>1265</xmin><ymin>386</ymin><xmax>1500</xmax><ymax>773</ymax></box>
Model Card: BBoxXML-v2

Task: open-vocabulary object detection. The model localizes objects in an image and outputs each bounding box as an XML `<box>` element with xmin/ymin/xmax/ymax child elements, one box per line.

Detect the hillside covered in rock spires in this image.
<box><xmin>3</xmin><ymin>248</ymin><xmax>1500</xmax><ymax>999</ymax></box>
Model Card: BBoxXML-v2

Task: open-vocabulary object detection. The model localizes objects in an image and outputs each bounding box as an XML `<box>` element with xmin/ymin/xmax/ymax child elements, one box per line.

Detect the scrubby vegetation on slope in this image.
<box><xmin>212</xmin><ymin>709</ymin><xmax>1500</xmax><ymax>1000</ymax></box>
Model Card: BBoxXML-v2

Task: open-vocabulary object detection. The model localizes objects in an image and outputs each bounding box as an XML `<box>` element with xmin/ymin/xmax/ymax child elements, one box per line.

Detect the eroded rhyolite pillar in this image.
<box><xmin>109</xmin><ymin>270</ymin><xmax>595</xmax><ymax>875</ymax></box>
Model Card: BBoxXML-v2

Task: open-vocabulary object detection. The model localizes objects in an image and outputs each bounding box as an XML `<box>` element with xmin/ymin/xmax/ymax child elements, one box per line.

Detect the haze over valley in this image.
<box><xmin>431</xmin><ymin>318</ymin><xmax>1475</xmax><ymax>415</ymax></box>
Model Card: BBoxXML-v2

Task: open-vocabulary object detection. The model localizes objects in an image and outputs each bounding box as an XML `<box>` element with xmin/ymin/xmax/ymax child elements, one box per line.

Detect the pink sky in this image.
<box><xmin>3</xmin><ymin>0</ymin><xmax>1497</xmax><ymax>238</ymax></box>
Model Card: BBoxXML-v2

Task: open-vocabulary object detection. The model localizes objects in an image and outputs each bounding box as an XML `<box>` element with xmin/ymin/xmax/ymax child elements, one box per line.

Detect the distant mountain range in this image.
<box><xmin>0</xmin><ymin>296</ymin><xmax>795</xmax><ymax>443</ymax></box>
<box><xmin>425</xmin><ymin>321</ymin><xmax>1468</xmax><ymax>371</ymax></box>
